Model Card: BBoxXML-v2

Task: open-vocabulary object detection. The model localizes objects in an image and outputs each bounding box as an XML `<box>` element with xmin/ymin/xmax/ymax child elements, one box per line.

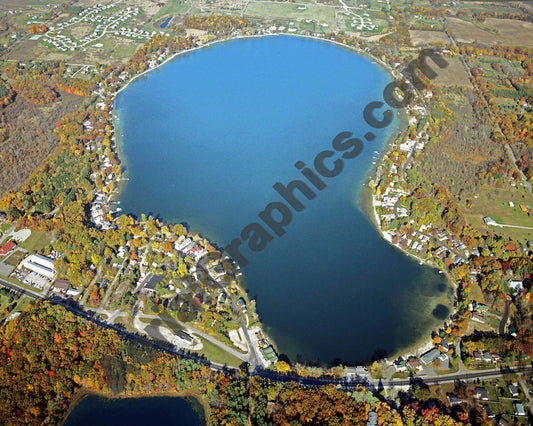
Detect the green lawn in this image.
<box><xmin>193</xmin><ymin>337</ymin><xmax>242</xmax><ymax>368</ymax></box>
<box><xmin>19</xmin><ymin>230</ymin><xmax>55</xmax><ymax>252</ymax></box>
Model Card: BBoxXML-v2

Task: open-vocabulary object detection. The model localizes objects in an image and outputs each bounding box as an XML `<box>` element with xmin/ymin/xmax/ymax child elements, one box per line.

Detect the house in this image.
<box><xmin>0</xmin><ymin>241</ymin><xmax>16</xmax><ymax>256</ymax></box>
<box><xmin>51</xmin><ymin>279</ymin><xmax>69</xmax><ymax>294</ymax></box>
<box><xmin>407</xmin><ymin>357</ymin><xmax>422</xmax><ymax>370</ymax></box>
<box><xmin>473</xmin><ymin>351</ymin><xmax>482</xmax><ymax>361</ymax></box>
<box><xmin>447</xmin><ymin>393</ymin><xmax>462</xmax><ymax>406</ymax></box>
<box><xmin>236</xmin><ymin>298</ymin><xmax>247</xmax><ymax>313</ymax></box>
<box><xmin>393</xmin><ymin>357</ymin><xmax>407</xmax><ymax>371</ymax></box>
<box><xmin>507</xmin><ymin>280</ymin><xmax>523</xmax><ymax>293</ymax></box>
<box><xmin>420</xmin><ymin>348</ymin><xmax>440</xmax><ymax>365</ymax></box>
<box><xmin>484</xmin><ymin>404</ymin><xmax>495</xmax><ymax>418</ymax></box>
<box><xmin>140</xmin><ymin>274</ymin><xmax>164</xmax><ymax>294</ymax></box>
<box><xmin>482</xmin><ymin>351</ymin><xmax>492</xmax><ymax>362</ymax></box>
<box><xmin>514</xmin><ymin>402</ymin><xmax>525</xmax><ymax>416</ymax></box>
<box><xmin>475</xmin><ymin>387</ymin><xmax>489</xmax><ymax>401</ymax></box>
<box><xmin>508</xmin><ymin>384</ymin><xmax>519</xmax><ymax>397</ymax></box>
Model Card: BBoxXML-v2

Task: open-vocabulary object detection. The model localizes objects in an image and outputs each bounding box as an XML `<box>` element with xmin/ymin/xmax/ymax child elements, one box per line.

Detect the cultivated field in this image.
<box><xmin>430</xmin><ymin>57</ymin><xmax>471</xmax><ymax>87</ymax></box>
<box><xmin>446</xmin><ymin>16</ymin><xmax>533</xmax><ymax>48</ymax></box>
<box><xmin>245</xmin><ymin>2</ymin><xmax>337</xmax><ymax>27</ymax></box>
<box><xmin>409</xmin><ymin>29</ymin><xmax>449</xmax><ymax>47</ymax></box>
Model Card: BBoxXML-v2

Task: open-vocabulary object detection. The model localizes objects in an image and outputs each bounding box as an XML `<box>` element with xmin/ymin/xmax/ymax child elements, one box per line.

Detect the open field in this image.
<box><xmin>152</xmin><ymin>0</ymin><xmax>191</xmax><ymax>22</ymax></box>
<box><xmin>3</xmin><ymin>250</ymin><xmax>24</xmax><ymax>267</ymax></box>
<box><xmin>19</xmin><ymin>230</ymin><xmax>55</xmax><ymax>252</ymax></box>
<box><xmin>430</xmin><ymin>57</ymin><xmax>471</xmax><ymax>87</ymax></box>
<box><xmin>192</xmin><ymin>337</ymin><xmax>242</xmax><ymax>367</ymax></box>
<box><xmin>461</xmin><ymin>186</ymin><xmax>533</xmax><ymax>242</ymax></box>
<box><xmin>446</xmin><ymin>17</ymin><xmax>533</xmax><ymax>48</ymax></box>
<box><xmin>409</xmin><ymin>29</ymin><xmax>449</xmax><ymax>47</ymax></box>
<box><xmin>245</xmin><ymin>2</ymin><xmax>337</xmax><ymax>27</ymax></box>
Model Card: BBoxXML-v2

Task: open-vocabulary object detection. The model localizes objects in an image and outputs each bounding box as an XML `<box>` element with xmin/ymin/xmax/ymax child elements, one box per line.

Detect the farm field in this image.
<box><xmin>446</xmin><ymin>17</ymin><xmax>533</xmax><ymax>49</ymax></box>
<box><xmin>245</xmin><ymin>2</ymin><xmax>337</xmax><ymax>27</ymax></box>
<box><xmin>409</xmin><ymin>29</ymin><xmax>449</xmax><ymax>47</ymax></box>
<box><xmin>430</xmin><ymin>57</ymin><xmax>471</xmax><ymax>87</ymax></box>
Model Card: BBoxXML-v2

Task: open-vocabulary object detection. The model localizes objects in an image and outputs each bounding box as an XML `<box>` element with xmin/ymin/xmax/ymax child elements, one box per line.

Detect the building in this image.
<box><xmin>509</xmin><ymin>384</ymin><xmax>519</xmax><ymax>397</ymax></box>
<box><xmin>237</xmin><ymin>298</ymin><xmax>247</xmax><ymax>313</ymax></box>
<box><xmin>475</xmin><ymin>387</ymin><xmax>489</xmax><ymax>401</ymax></box>
<box><xmin>19</xmin><ymin>254</ymin><xmax>56</xmax><ymax>280</ymax></box>
<box><xmin>51</xmin><ymin>279</ymin><xmax>69</xmax><ymax>294</ymax></box>
<box><xmin>407</xmin><ymin>357</ymin><xmax>422</xmax><ymax>370</ymax></box>
<box><xmin>393</xmin><ymin>357</ymin><xmax>407</xmax><ymax>371</ymax></box>
<box><xmin>507</xmin><ymin>280</ymin><xmax>523</xmax><ymax>293</ymax></box>
<box><xmin>420</xmin><ymin>348</ymin><xmax>440</xmax><ymax>365</ymax></box>
<box><xmin>0</xmin><ymin>241</ymin><xmax>15</xmax><ymax>256</ymax></box>
<box><xmin>447</xmin><ymin>393</ymin><xmax>462</xmax><ymax>406</ymax></box>
<box><xmin>514</xmin><ymin>402</ymin><xmax>525</xmax><ymax>416</ymax></box>
<box><xmin>484</xmin><ymin>404</ymin><xmax>495</xmax><ymax>419</ymax></box>
<box><xmin>140</xmin><ymin>274</ymin><xmax>164</xmax><ymax>294</ymax></box>
<box><xmin>260</xmin><ymin>346</ymin><xmax>278</xmax><ymax>364</ymax></box>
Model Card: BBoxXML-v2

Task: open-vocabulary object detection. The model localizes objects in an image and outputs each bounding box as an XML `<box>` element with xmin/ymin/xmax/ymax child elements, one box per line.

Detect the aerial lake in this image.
<box><xmin>64</xmin><ymin>395</ymin><xmax>204</xmax><ymax>425</ymax></box>
<box><xmin>116</xmin><ymin>35</ymin><xmax>453</xmax><ymax>364</ymax></box>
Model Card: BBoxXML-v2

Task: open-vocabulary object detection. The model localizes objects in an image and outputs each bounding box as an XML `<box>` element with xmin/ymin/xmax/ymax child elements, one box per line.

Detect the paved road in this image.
<box><xmin>1</xmin><ymin>277</ymin><xmax>531</xmax><ymax>388</ymax></box>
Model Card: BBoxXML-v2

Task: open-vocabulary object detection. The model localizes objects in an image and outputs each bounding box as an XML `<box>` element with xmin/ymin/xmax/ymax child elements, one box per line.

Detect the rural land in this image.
<box><xmin>0</xmin><ymin>0</ymin><xmax>531</xmax><ymax>424</ymax></box>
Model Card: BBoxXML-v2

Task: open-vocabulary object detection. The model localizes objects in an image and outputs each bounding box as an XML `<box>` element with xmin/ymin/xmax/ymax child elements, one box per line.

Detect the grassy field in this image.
<box><xmin>19</xmin><ymin>230</ymin><xmax>55</xmax><ymax>252</ymax></box>
<box><xmin>4</xmin><ymin>250</ymin><xmax>25</xmax><ymax>267</ymax></box>
<box><xmin>193</xmin><ymin>337</ymin><xmax>242</xmax><ymax>367</ymax></box>
<box><xmin>462</xmin><ymin>187</ymin><xmax>533</xmax><ymax>242</ymax></box>
<box><xmin>152</xmin><ymin>0</ymin><xmax>191</xmax><ymax>21</ymax></box>
<box><xmin>245</xmin><ymin>2</ymin><xmax>336</xmax><ymax>27</ymax></box>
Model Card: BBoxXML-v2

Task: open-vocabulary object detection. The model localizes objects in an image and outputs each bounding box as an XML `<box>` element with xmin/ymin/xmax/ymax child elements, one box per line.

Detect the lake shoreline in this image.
<box><xmin>358</xmin><ymin>110</ymin><xmax>457</xmax><ymax>361</ymax></box>
<box><xmin>61</xmin><ymin>388</ymin><xmax>208</xmax><ymax>426</ymax></box>
<box><xmin>112</xmin><ymin>34</ymin><xmax>454</xmax><ymax>366</ymax></box>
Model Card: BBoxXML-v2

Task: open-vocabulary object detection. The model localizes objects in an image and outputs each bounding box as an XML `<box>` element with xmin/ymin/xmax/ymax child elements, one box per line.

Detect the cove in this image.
<box><xmin>116</xmin><ymin>35</ymin><xmax>453</xmax><ymax>364</ymax></box>
<box><xmin>64</xmin><ymin>395</ymin><xmax>205</xmax><ymax>425</ymax></box>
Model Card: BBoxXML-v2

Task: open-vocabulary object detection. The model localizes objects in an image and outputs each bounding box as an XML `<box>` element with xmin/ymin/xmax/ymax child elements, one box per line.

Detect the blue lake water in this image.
<box><xmin>117</xmin><ymin>36</ymin><xmax>452</xmax><ymax>364</ymax></box>
<box><xmin>64</xmin><ymin>395</ymin><xmax>204</xmax><ymax>426</ymax></box>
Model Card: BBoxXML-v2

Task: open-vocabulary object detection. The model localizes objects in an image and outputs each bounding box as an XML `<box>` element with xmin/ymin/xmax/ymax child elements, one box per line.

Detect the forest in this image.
<box><xmin>0</xmin><ymin>302</ymin><xmax>468</xmax><ymax>425</ymax></box>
